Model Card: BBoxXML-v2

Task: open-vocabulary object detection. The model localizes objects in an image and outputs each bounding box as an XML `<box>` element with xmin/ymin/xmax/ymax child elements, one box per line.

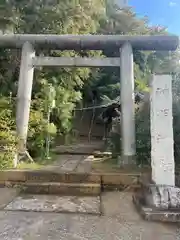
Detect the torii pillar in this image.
<box><xmin>16</xmin><ymin>42</ymin><xmax>35</xmax><ymax>162</ymax></box>
<box><xmin>120</xmin><ymin>42</ymin><xmax>136</xmax><ymax>165</ymax></box>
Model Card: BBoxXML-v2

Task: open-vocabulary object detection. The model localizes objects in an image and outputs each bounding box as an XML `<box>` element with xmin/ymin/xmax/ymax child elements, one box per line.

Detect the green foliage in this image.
<box><xmin>133</xmin><ymin>72</ymin><xmax>180</xmax><ymax>166</ymax></box>
<box><xmin>135</xmin><ymin>102</ymin><xmax>151</xmax><ymax>165</ymax></box>
<box><xmin>0</xmin><ymin>0</ymin><xmax>179</xmax><ymax>168</ymax></box>
<box><xmin>172</xmin><ymin>73</ymin><xmax>180</xmax><ymax>163</ymax></box>
<box><xmin>0</xmin><ymin>97</ymin><xmax>16</xmax><ymax>169</ymax></box>
<box><xmin>27</xmin><ymin>109</ymin><xmax>46</xmax><ymax>157</ymax></box>
<box><xmin>95</xmin><ymin>3</ymin><xmax>180</xmax><ymax>166</ymax></box>
<box><xmin>55</xmin><ymin>86</ymin><xmax>81</xmax><ymax>134</ymax></box>
<box><xmin>0</xmin><ymin>0</ymin><xmax>106</xmax><ymax>162</ymax></box>
<box><xmin>28</xmin><ymin>103</ymin><xmax>57</xmax><ymax>159</ymax></box>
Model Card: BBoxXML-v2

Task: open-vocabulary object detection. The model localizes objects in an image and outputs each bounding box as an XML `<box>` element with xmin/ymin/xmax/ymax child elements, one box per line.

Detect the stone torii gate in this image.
<box><xmin>0</xmin><ymin>34</ymin><xmax>177</xmax><ymax>165</ymax></box>
<box><xmin>1</xmin><ymin>34</ymin><xmax>180</xmax><ymax>221</ymax></box>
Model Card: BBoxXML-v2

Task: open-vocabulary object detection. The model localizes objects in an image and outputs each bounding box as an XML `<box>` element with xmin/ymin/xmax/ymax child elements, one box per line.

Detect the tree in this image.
<box><xmin>0</xmin><ymin>0</ymin><xmax>106</xmax><ymax>166</ymax></box>
<box><xmin>86</xmin><ymin>1</ymin><xmax>179</xmax><ymax>104</ymax></box>
<box><xmin>0</xmin><ymin>0</ymin><xmax>179</xmax><ymax>168</ymax></box>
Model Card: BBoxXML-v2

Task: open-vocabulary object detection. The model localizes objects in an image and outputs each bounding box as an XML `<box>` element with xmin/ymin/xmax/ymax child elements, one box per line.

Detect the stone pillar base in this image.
<box><xmin>133</xmin><ymin>180</ymin><xmax>180</xmax><ymax>222</ymax></box>
<box><xmin>118</xmin><ymin>155</ymin><xmax>136</xmax><ymax>167</ymax></box>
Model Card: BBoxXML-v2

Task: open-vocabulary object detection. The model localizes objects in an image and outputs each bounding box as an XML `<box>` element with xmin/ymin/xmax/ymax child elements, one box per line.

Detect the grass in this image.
<box><xmin>91</xmin><ymin>156</ymin><xmax>150</xmax><ymax>173</ymax></box>
<box><xmin>17</xmin><ymin>153</ymin><xmax>58</xmax><ymax>170</ymax></box>
<box><xmin>17</xmin><ymin>162</ymin><xmax>43</xmax><ymax>170</ymax></box>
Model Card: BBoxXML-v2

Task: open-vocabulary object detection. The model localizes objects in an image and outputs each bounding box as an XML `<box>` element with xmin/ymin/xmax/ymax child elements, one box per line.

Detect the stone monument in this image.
<box><xmin>133</xmin><ymin>74</ymin><xmax>180</xmax><ymax>222</ymax></box>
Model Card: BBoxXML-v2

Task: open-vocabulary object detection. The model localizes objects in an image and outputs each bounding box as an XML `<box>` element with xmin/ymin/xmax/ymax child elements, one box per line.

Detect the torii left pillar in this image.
<box><xmin>16</xmin><ymin>42</ymin><xmax>35</xmax><ymax>159</ymax></box>
<box><xmin>120</xmin><ymin>43</ymin><xmax>136</xmax><ymax>165</ymax></box>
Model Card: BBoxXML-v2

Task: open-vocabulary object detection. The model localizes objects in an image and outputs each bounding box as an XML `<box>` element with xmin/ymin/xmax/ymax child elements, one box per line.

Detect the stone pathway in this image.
<box><xmin>45</xmin><ymin>140</ymin><xmax>104</xmax><ymax>173</ymax></box>
<box><xmin>44</xmin><ymin>154</ymin><xmax>94</xmax><ymax>173</ymax></box>
<box><xmin>54</xmin><ymin>140</ymin><xmax>104</xmax><ymax>155</ymax></box>
<box><xmin>0</xmin><ymin>189</ymin><xmax>179</xmax><ymax>239</ymax></box>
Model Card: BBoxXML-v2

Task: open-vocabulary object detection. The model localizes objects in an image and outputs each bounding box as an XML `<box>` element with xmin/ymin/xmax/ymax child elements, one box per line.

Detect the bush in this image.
<box><xmin>109</xmin><ymin>118</ymin><xmax>121</xmax><ymax>157</ymax></box>
<box><xmin>28</xmin><ymin>109</ymin><xmax>57</xmax><ymax>159</ymax></box>
<box><xmin>109</xmin><ymin>104</ymin><xmax>151</xmax><ymax>165</ymax></box>
<box><xmin>0</xmin><ymin>99</ymin><xmax>16</xmax><ymax>169</ymax></box>
<box><xmin>0</xmin><ymin>150</ymin><xmax>14</xmax><ymax>169</ymax></box>
<box><xmin>135</xmin><ymin>102</ymin><xmax>151</xmax><ymax>166</ymax></box>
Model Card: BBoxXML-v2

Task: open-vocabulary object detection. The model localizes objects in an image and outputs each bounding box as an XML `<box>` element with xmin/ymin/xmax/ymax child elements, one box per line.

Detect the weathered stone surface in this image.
<box><xmin>0</xmin><ymin>170</ymin><xmax>101</xmax><ymax>184</ymax></box>
<box><xmin>143</xmin><ymin>184</ymin><xmax>180</xmax><ymax>210</ymax></box>
<box><xmin>0</xmin><ymin>192</ymin><xmax>179</xmax><ymax>240</ymax></box>
<box><xmin>102</xmin><ymin>192</ymin><xmax>142</xmax><ymax>221</ymax></box>
<box><xmin>5</xmin><ymin>194</ymin><xmax>101</xmax><ymax>215</ymax></box>
<box><xmin>57</xmin><ymin>155</ymin><xmax>84</xmax><ymax>172</ymax></box>
<box><xmin>0</xmin><ymin>188</ymin><xmax>20</xmax><ymax>210</ymax></box>
<box><xmin>22</xmin><ymin>182</ymin><xmax>49</xmax><ymax>195</ymax></box>
<box><xmin>0</xmin><ymin>169</ymin><xmax>144</xmax><ymax>192</ymax></box>
<box><xmin>0</xmin><ymin>170</ymin><xmax>26</xmax><ymax>182</ymax></box>
<box><xmin>26</xmin><ymin>171</ymin><xmax>101</xmax><ymax>184</ymax></box>
<box><xmin>75</xmin><ymin>155</ymin><xmax>93</xmax><ymax>173</ymax></box>
<box><xmin>150</xmin><ymin>75</ymin><xmax>175</xmax><ymax>186</ymax></box>
<box><xmin>158</xmin><ymin>186</ymin><xmax>169</xmax><ymax>209</ymax></box>
<box><xmin>54</xmin><ymin>141</ymin><xmax>103</xmax><ymax>155</ymax></box>
<box><xmin>102</xmin><ymin>173</ymin><xmax>140</xmax><ymax>186</ymax></box>
<box><xmin>144</xmin><ymin>185</ymin><xmax>162</xmax><ymax>209</ymax></box>
<box><xmin>133</xmin><ymin>184</ymin><xmax>180</xmax><ymax>222</ymax></box>
<box><xmin>168</xmin><ymin>187</ymin><xmax>180</xmax><ymax>208</ymax></box>
<box><xmin>22</xmin><ymin>182</ymin><xmax>101</xmax><ymax>196</ymax></box>
<box><xmin>133</xmin><ymin>193</ymin><xmax>180</xmax><ymax>222</ymax></box>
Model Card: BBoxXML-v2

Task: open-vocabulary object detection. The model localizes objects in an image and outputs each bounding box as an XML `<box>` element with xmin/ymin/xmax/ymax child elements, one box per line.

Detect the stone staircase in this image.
<box><xmin>1</xmin><ymin>170</ymin><xmax>101</xmax><ymax>197</ymax></box>
<box><xmin>0</xmin><ymin>170</ymin><xmax>102</xmax><ymax>214</ymax></box>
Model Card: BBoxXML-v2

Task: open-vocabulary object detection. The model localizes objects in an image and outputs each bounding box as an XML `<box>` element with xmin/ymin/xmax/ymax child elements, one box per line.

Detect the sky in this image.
<box><xmin>128</xmin><ymin>0</ymin><xmax>180</xmax><ymax>35</ymax></box>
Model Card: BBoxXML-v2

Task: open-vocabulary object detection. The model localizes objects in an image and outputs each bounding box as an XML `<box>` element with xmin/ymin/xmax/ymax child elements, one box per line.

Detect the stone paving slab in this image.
<box><xmin>75</xmin><ymin>155</ymin><xmax>94</xmax><ymax>173</ymax></box>
<box><xmin>43</xmin><ymin>155</ymin><xmax>85</xmax><ymax>172</ymax></box>
<box><xmin>54</xmin><ymin>141</ymin><xmax>104</xmax><ymax>155</ymax></box>
<box><xmin>0</xmin><ymin>188</ymin><xmax>20</xmax><ymax>210</ymax></box>
<box><xmin>0</xmin><ymin>192</ymin><xmax>179</xmax><ymax>239</ymax></box>
<box><xmin>56</xmin><ymin>155</ymin><xmax>84</xmax><ymax>172</ymax></box>
<box><xmin>43</xmin><ymin>154</ymin><xmax>71</xmax><ymax>171</ymax></box>
<box><xmin>0</xmin><ymin>210</ymin><xmax>179</xmax><ymax>240</ymax></box>
<box><xmin>4</xmin><ymin>194</ymin><xmax>101</xmax><ymax>215</ymax></box>
<box><xmin>102</xmin><ymin>192</ymin><xmax>142</xmax><ymax>221</ymax></box>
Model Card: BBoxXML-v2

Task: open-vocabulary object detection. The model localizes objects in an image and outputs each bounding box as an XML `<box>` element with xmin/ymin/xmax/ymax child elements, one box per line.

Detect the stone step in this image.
<box><xmin>21</xmin><ymin>182</ymin><xmax>101</xmax><ymax>196</ymax></box>
<box><xmin>4</xmin><ymin>194</ymin><xmax>101</xmax><ymax>215</ymax></box>
<box><xmin>53</xmin><ymin>147</ymin><xmax>104</xmax><ymax>155</ymax></box>
<box><xmin>0</xmin><ymin>170</ymin><xmax>101</xmax><ymax>184</ymax></box>
<box><xmin>0</xmin><ymin>170</ymin><xmax>143</xmax><ymax>193</ymax></box>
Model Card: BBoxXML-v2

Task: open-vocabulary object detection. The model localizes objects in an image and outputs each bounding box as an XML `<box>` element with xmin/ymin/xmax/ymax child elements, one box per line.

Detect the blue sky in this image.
<box><xmin>129</xmin><ymin>0</ymin><xmax>180</xmax><ymax>35</ymax></box>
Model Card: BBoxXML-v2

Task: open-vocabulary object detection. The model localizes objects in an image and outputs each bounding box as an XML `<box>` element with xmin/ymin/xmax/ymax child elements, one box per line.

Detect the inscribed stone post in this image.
<box><xmin>150</xmin><ymin>75</ymin><xmax>175</xmax><ymax>186</ymax></box>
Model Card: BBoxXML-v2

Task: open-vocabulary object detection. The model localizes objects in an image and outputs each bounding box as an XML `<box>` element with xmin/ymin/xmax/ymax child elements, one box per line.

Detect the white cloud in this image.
<box><xmin>169</xmin><ymin>1</ymin><xmax>177</xmax><ymax>7</ymax></box>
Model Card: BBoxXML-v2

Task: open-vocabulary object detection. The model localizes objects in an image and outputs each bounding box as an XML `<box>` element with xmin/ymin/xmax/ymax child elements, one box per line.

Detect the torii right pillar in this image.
<box><xmin>133</xmin><ymin>74</ymin><xmax>180</xmax><ymax>223</ymax></box>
